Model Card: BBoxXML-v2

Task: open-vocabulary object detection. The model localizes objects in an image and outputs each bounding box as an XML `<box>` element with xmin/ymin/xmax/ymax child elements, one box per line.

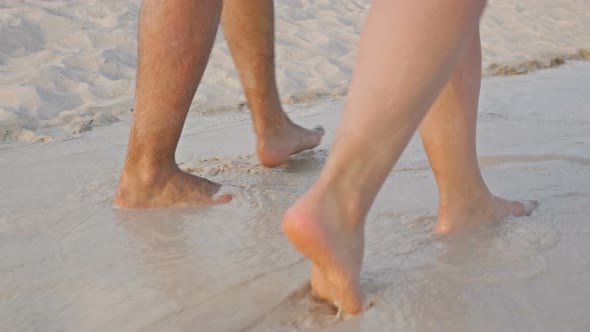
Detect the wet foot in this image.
<box><xmin>434</xmin><ymin>195</ymin><xmax>538</xmax><ymax>234</ymax></box>
<box><xmin>257</xmin><ymin>115</ymin><xmax>325</xmax><ymax>168</ymax></box>
<box><xmin>114</xmin><ymin>165</ymin><xmax>232</xmax><ymax>208</ymax></box>
<box><xmin>282</xmin><ymin>185</ymin><xmax>366</xmax><ymax>315</ymax></box>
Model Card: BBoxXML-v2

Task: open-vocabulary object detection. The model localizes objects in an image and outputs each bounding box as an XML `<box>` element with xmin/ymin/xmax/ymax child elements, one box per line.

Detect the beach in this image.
<box><xmin>1</xmin><ymin>0</ymin><xmax>590</xmax><ymax>331</ymax></box>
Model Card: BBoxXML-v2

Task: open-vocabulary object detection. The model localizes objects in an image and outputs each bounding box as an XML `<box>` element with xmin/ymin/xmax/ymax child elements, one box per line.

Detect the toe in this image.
<box><xmin>303</xmin><ymin>126</ymin><xmax>325</xmax><ymax>149</ymax></box>
<box><xmin>314</xmin><ymin>125</ymin><xmax>326</xmax><ymax>136</ymax></box>
<box><xmin>212</xmin><ymin>193</ymin><xmax>233</xmax><ymax>204</ymax></box>
<box><xmin>211</xmin><ymin>185</ymin><xmax>233</xmax><ymax>203</ymax></box>
<box><xmin>523</xmin><ymin>200</ymin><xmax>539</xmax><ymax>216</ymax></box>
<box><xmin>341</xmin><ymin>289</ymin><xmax>365</xmax><ymax>315</ymax></box>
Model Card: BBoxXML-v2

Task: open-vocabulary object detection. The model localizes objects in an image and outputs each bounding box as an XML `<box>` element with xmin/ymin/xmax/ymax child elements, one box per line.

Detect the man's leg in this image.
<box><xmin>419</xmin><ymin>30</ymin><xmax>531</xmax><ymax>234</ymax></box>
<box><xmin>115</xmin><ymin>0</ymin><xmax>231</xmax><ymax>208</ymax></box>
<box><xmin>221</xmin><ymin>0</ymin><xmax>324</xmax><ymax>167</ymax></box>
<box><xmin>283</xmin><ymin>0</ymin><xmax>487</xmax><ymax>314</ymax></box>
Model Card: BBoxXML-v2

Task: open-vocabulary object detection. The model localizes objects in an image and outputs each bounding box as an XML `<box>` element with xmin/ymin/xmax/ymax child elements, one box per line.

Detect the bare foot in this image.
<box><xmin>257</xmin><ymin>115</ymin><xmax>325</xmax><ymax>168</ymax></box>
<box><xmin>434</xmin><ymin>195</ymin><xmax>538</xmax><ymax>234</ymax></box>
<box><xmin>282</xmin><ymin>186</ymin><xmax>366</xmax><ymax>315</ymax></box>
<box><xmin>114</xmin><ymin>165</ymin><xmax>232</xmax><ymax>208</ymax></box>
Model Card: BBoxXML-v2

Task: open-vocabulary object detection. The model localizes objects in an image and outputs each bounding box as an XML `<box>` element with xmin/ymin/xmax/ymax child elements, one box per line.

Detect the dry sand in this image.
<box><xmin>1</xmin><ymin>1</ymin><xmax>590</xmax><ymax>331</ymax></box>
<box><xmin>2</xmin><ymin>0</ymin><xmax>590</xmax><ymax>143</ymax></box>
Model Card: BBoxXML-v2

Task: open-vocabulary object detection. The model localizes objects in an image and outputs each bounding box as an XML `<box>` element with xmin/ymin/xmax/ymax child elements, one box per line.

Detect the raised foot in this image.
<box><xmin>114</xmin><ymin>166</ymin><xmax>232</xmax><ymax>208</ymax></box>
<box><xmin>434</xmin><ymin>195</ymin><xmax>539</xmax><ymax>234</ymax></box>
<box><xmin>257</xmin><ymin>117</ymin><xmax>325</xmax><ymax>168</ymax></box>
<box><xmin>282</xmin><ymin>188</ymin><xmax>366</xmax><ymax>315</ymax></box>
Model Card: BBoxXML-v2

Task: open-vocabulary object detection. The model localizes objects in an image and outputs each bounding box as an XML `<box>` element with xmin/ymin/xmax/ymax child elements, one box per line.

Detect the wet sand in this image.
<box><xmin>1</xmin><ymin>62</ymin><xmax>590</xmax><ymax>331</ymax></box>
<box><xmin>2</xmin><ymin>0</ymin><xmax>590</xmax><ymax>330</ymax></box>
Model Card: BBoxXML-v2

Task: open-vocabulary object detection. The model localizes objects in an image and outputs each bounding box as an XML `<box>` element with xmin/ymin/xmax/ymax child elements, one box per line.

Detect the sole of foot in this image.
<box><xmin>282</xmin><ymin>188</ymin><xmax>367</xmax><ymax>315</ymax></box>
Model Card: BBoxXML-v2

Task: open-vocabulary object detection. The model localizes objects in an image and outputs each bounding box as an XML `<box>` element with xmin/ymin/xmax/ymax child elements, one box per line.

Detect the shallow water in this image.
<box><xmin>1</xmin><ymin>64</ymin><xmax>590</xmax><ymax>331</ymax></box>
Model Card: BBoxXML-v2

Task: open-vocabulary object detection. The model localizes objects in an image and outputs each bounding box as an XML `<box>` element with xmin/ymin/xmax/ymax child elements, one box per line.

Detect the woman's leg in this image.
<box><xmin>283</xmin><ymin>0</ymin><xmax>487</xmax><ymax>314</ymax></box>
<box><xmin>419</xmin><ymin>30</ymin><xmax>530</xmax><ymax>234</ymax></box>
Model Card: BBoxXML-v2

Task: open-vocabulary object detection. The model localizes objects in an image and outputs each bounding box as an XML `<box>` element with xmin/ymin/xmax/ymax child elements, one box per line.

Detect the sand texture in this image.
<box><xmin>1</xmin><ymin>1</ymin><xmax>590</xmax><ymax>331</ymax></box>
<box><xmin>1</xmin><ymin>0</ymin><xmax>590</xmax><ymax>142</ymax></box>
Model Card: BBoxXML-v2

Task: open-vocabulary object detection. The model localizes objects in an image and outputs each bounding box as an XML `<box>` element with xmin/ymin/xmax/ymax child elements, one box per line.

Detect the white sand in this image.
<box><xmin>1</xmin><ymin>1</ymin><xmax>590</xmax><ymax>331</ymax></box>
<box><xmin>1</xmin><ymin>0</ymin><xmax>590</xmax><ymax>143</ymax></box>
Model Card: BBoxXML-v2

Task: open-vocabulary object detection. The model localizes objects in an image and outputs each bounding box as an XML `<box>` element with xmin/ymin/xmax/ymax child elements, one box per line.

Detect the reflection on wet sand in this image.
<box><xmin>348</xmin><ymin>210</ymin><xmax>558</xmax><ymax>331</ymax></box>
<box><xmin>112</xmin><ymin>151</ymin><xmax>328</xmax><ymax>331</ymax></box>
<box><xmin>2</xmin><ymin>63</ymin><xmax>589</xmax><ymax>331</ymax></box>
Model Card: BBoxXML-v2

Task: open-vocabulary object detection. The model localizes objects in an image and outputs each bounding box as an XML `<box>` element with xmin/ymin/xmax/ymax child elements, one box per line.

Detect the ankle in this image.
<box><xmin>119</xmin><ymin>159</ymin><xmax>179</xmax><ymax>189</ymax></box>
<box><xmin>438</xmin><ymin>191</ymin><xmax>496</xmax><ymax>215</ymax></box>
<box><xmin>253</xmin><ymin>108</ymin><xmax>288</xmax><ymax>138</ymax></box>
<box><xmin>438</xmin><ymin>184</ymin><xmax>492</xmax><ymax>207</ymax></box>
<box><xmin>312</xmin><ymin>179</ymin><xmax>367</xmax><ymax>229</ymax></box>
